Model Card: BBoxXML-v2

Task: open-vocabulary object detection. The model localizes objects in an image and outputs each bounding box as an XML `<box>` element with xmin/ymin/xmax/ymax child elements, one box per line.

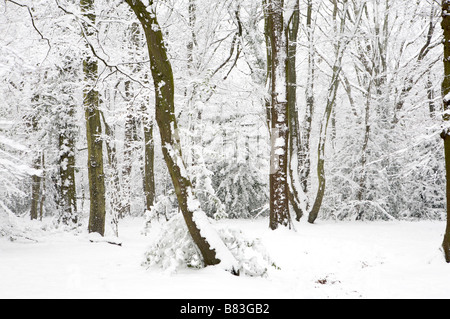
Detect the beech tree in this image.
<box><xmin>299</xmin><ymin>0</ymin><xmax>315</xmax><ymax>202</ymax></box>
<box><xmin>308</xmin><ymin>0</ymin><xmax>365</xmax><ymax>224</ymax></box>
<box><xmin>1</xmin><ymin>0</ymin><xmax>447</xmax><ymax>268</ymax></box>
<box><xmin>442</xmin><ymin>0</ymin><xmax>450</xmax><ymax>263</ymax></box>
<box><xmin>264</xmin><ymin>0</ymin><xmax>292</xmax><ymax>230</ymax></box>
<box><xmin>125</xmin><ymin>0</ymin><xmax>238</xmax><ymax>272</ymax></box>
<box><xmin>81</xmin><ymin>0</ymin><xmax>106</xmax><ymax>236</ymax></box>
<box><xmin>286</xmin><ymin>0</ymin><xmax>305</xmax><ymax>221</ymax></box>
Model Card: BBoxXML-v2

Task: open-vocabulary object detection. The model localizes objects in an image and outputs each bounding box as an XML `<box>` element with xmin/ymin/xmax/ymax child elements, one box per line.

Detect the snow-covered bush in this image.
<box><xmin>212</xmin><ymin>160</ymin><xmax>269</xmax><ymax>219</ymax></box>
<box><xmin>188</xmin><ymin>147</ymin><xmax>228</xmax><ymax>220</ymax></box>
<box><xmin>143</xmin><ymin>214</ymin><xmax>275</xmax><ymax>277</ymax></box>
<box><xmin>142</xmin><ymin>193</ymin><xmax>178</xmax><ymax>236</ymax></box>
<box><xmin>0</xmin><ymin>201</ymin><xmax>15</xmax><ymax>238</ymax></box>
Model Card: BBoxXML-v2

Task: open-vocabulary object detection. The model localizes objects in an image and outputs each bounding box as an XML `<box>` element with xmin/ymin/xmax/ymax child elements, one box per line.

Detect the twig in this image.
<box><xmin>54</xmin><ymin>0</ymin><xmax>150</xmax><ymax>91</ymax></box>
<box><xmin>5</xmin><ymin>0</ymin><xmax>51</xmax><ymax>65</ymax></box>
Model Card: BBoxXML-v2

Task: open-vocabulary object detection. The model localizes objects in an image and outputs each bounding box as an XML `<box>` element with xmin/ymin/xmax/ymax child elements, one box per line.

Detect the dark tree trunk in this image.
<box><xmin>30</xmin><ymin>153</ymin><xmax>41</xmax><ymax>221</ymax></box>
<box><xmin>82</xmin><ymin>0</ymin><xmax>106</xmax><ymax>236</ymax></box>
<box><xmin>126</xmin><ymin>0</ymin><xmax>237</xmax><ymax>272</ymax></box>
<box><xmin>300</xmin><ymin>0</ymin><xmax>315</xmax><ymax>196</ymax></box>
<box><xmin>441</xmin><ymin>0</ymin><xmax>450</xmax><ymax>263</ymax></box>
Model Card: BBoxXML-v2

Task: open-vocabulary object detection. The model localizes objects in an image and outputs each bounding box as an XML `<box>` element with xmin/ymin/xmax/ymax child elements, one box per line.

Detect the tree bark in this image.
<box><xmin>126</xmin><ymin>0</ymin><xmax>237</xmax><ymax>272</ymax></box>
<box><xmin>308</xmin><ymin>0</ymin><xmax>349</xmax><ymax>224</ymax></box>
<box><xmin>142</xmin><ymin>109</ymin><xmax>155</xmax><ymax>213</ymax></box>
<box><xmin>265</xmin><ymin>0</ymin><xmax>292</xmax><ymax>230</ymax></box>
<box><xmin>441</xmin><ymin>0</ymin><xmax>450</xmax><ymax>263</ymax></box>
<box><xmin>101</xmin><ymin>111</ymin><xmax>121</xmax><ymax>237</ymax></box>
<box><xmin>394</xmin><ymin>4</ymin><xmax>436</xmax><ymax>123</ymax></box>
<box><xmin>82</xmin><ymin>0</ymin><xmax>106</xmax><ymax>236</ymax></box>
<box><xmin>58</xmin><ymin>59</ymin><xmax>78</xmax><ymax>225</ymax></box>
<box><xmin>30</xmin><ymin>152</ymin><xmax>41</xmax><ymax>221</ymax></box>
<box><xmin>29</xmin><ymin>98</ymin><xmax>41</xmax><ymax>221</ymax></box>
<box><xmin>263</xmin><ymin>0</ymin><xmax>273</xmax><ymax>132</ymax></box>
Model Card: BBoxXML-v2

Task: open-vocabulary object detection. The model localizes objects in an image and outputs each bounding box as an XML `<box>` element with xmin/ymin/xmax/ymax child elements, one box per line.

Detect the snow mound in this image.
<box><xmin>88</xmin><ymin>232</ymin><xmax>123</xmax><ymax>246</ymax></box>
<box><xmin>0</xmin><ymin>204</ymin><xmax>46</xmax><ymax>243</ymax></box>
<box><xmin>143</xmin><ymin>214</ymin><xmax>275</xmax><ymax>277</ymax></box>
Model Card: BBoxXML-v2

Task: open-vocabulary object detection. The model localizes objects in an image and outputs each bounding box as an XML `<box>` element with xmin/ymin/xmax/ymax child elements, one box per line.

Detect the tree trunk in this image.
<box><xmin>300</xmin><ymin>0</ymin><xmax>315</xmax><ymax>196</ymax></box>
<box><xmin>29</xmin><ymin>101</ymin><xmax>41</xmax><ymax>221</ymax></box>
<box><xmin>129</xmin><ymin>21</ymin><xmax>156</xmax><ymax>214</ymax></box>
<box><xmin>39</xmin><ymin>153</ymin><xmax>45</xmax><ymax>221</ymax></box>
<box><xmin>126</xmin><ymin>0</ymin><xmax>238</xmax><ymax>272</ymax></box>
<box><xmin>286</xmin><ymin>0</ymin><xmax>304</xmax><ymax>221</ymax></box>
<box><xmin>101</xmin><ymin>111</ymin><xmax>121</xmax><ymax>237</ymax></box>
<box><xmin>82</xmin><ymin>0</ymin><xmax>106</xmax><ymax>236</ymax></box>
<box><xmin>58</xmin><ymin>60</ymin><xmax>78</xmax><ymax>225</ymax></box>
<box><xmin>122</xmin><ymin>84</ymin><xmax>137</xmax><ymax>217</ymax></box>
<box><xmin>441</xmin><ymin>0</ymin><xmax>450</xmax><ymax>263</ymax></box>
<box><xmin>356</xmin><ymin>87</ymin><xmax>372</xmax><ymax>220</ymax></box>
<box><xmin>142</xmin><ymin>110</ymin><xmax>155</xmax><ymax>213</ymax></box>
<box><xmin>266</xmin><ymin>0</ymin><xmax>292</xmax><ymax>230</ymax></box>
<box><xmin>308</xmin><ymin>0</ymin><xmax>349</xmax><ymax>224</ymax></box>
<box><xmin>30</xmin><ymin>152</ymin><xmax>41</xmax><ymax>221</ymax></box>
<box><xmin>263</xmin><ymin>0</ymin><xmax>273</xmax><ymax>132</ymax></box>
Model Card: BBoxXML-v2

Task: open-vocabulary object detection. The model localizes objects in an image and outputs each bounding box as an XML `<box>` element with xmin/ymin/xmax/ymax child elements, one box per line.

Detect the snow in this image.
<box><xmin>186</xmin><ymin>188</ymin><xmax>239</xmax><ymax>272</ymax></box>
<box><xmin>274</xmin><ymin>137</ymin><xmax>285</xmax><ymax>148</ymax></box>
<box><xmin>0</xmin><ymin>135</ymin><xmax>29</xmax><ymax>152</ymax></box>
<box><xmin>191</xmin><ymin>209</ymin><xmax>239</xmax><ymax>272</ymax></box>
<box><xmin>445</xmin><ymin>92</ymin><xmax>450</xmax><ymax>103</ymax></box>
<box><xmin>1</xmin><ymin>217</ymin><xmax>450</xmax><ymax>299</ymax></box>
<box><xmin>0</xmin><ymin>158</ymin><xmax>42</xmax><ymax>177</ymax></box>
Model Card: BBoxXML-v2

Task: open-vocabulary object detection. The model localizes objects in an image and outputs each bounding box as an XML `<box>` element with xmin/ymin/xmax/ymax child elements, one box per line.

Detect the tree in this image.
<box><xmin>286</xmin><ymin>0</ymin><xmax>306</xmax><ymax>222</ymax></box>
<box><xmin>441</xmin><ymin>0</ymin><xmax>450</xmax><ymax>263</ymax></box>
<box><xmin>28</xmin><ymin>95</ymin><xmax>43</xmax><ymax>221</ymax></box>
<box><xmin>125</xmin><ymin>0</ymin><xmax>238</xmax><ymax>273</ymax></box>
<box><xmin>322</xmin><ymin>0</ymin><xmax>442</xmax><ymax>222</ymax></box>
<box><xmin>308</xmin><ymin>0</ymin><xmax>365</xmax><ymax>224</ymax></box>
<box><xmin>264</xmin><ymin>0</ymin><xmax>292</xmax><ymax>230</ymax></box>
<box><xmin>57</xmin><ymin>56</ymin><xmax>78</xmax><ymax>225</ymax></box>
<box><xmin>298</xmin><ymin>0</ymin><xmax>316</xmax><ymax>203</ymax></box>
<box><xmin>81</xmin><ymin>0</ymin><xmax>106</xmax><ymax>236</ymax></box>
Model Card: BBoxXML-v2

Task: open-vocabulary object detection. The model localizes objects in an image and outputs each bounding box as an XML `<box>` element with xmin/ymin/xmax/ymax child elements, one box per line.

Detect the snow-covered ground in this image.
<box><xmin>1</xmin><ymin>217</ymin><xmax>449</xmax><ymax>299</ymax></box>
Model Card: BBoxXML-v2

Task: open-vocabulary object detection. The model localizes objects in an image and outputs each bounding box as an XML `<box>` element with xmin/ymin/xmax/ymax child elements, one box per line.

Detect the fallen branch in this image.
<box><xmin>88</xmin><ymin>233</ymin><xmax>123</xmax><ymax>246</ymax></box>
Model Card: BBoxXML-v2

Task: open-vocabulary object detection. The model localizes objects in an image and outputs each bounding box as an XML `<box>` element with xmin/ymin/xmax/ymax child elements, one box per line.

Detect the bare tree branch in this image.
<box><xmin>5</xmin><ymin>0</ymin><xmax>51</xmax><ymax>65</ymax></box>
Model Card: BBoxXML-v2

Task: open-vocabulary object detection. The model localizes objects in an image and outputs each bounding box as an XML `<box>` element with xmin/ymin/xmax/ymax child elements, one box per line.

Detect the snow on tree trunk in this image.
<box><xmin>441</xmin><ymin>0</ymin><xmax>450</xmax><ymax>263</ymax></box>
<box><xmin>82</xmin><ymin>0</ymin><xmax>107</xmax><ymax>236</ymax></box>
<box><xmin>286</xmin><ymin>0</ymin><xmax>305</xmax><ymax>221</ymax></box>
<box><xmin>300</xmin><ymin>0</ymin><xmax>315</xmax><ymax>198</ymax></box>
<box><xmin>308</xmin><ymin>0</ymin><xmax>363</xmax><ymax>224</ymax></box>
<box><xmin>126</xmin><ymin>0</ymin><xmax>239</xmax><ymax>273</ymax></box>
<box><xmin>265</xmin><ymin>0</ymin><xmax>292</xmax><ymax>230</ymax></box>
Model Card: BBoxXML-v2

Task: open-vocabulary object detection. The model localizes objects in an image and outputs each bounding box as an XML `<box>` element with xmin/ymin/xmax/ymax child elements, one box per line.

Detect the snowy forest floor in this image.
<box><xmin>1</xmin><ymin>217</ymin><xmax>450</xmax><ymax>299</ymax></box>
